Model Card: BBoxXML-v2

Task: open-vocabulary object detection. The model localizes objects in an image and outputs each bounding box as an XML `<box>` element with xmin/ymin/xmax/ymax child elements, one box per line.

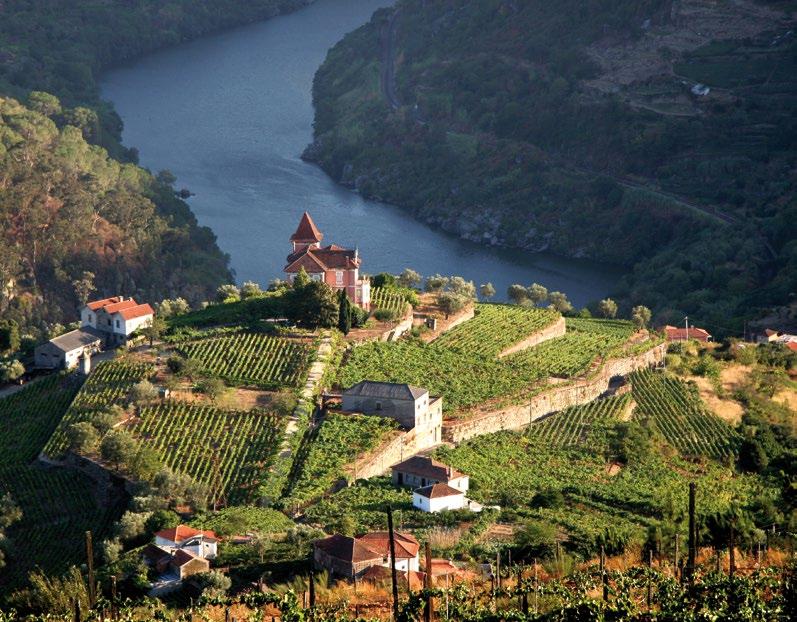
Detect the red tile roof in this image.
<box><xmin>357</xmin><ymin>531</ymin><xmax>420</xmax><ymax>560</ymax></box>
<box><xmin>415</xmin><ymin>482</ymin><xmax>463</xmax><ymax>499</ymax></box>
<box><xmin>392</xmin><ymin>456</ymin><xmax>465</xmax><ymax>482</ymax></box>
<box><xmin>314</xmin><ymin>534</ymin><xmax>383</xmax><ymax>564</ymax></box>
<box><xmin>361</xmin><ymin>566</ymin><xmax>426</xmax><ymax>590</ymax></box>
<box><xmin>155</xmin><ymin>525</ymin><xmax>217</xmax><ymax>544</ymax></box>
<box><xmin>102</xmin><ymin>299</ymin><xmax>139</xmax><ymax>314</ymax></box>
<box><xmin>86</xmin><ymin>296</ymin><xmax>122</xmax><ymax>311</ymax></box>
<box><xmin>291</xmin><ymin>212</ymin><xmax>323</xmax><ymax>242</ymax></box>
<box><xmin>117</xmin><ymin>303</ymin><xmax>154</xmax><ymax>321</ymax></box>
<box><xmin>664</xmin><ymin>325</ymin><xmax>712</xmax><ymax>342</ymax></box>
<box><xmin>787</xmin><ymin>341</ymin><xmax>797</xmax><ymax>352</ymax></box>
<box><xmin>285</xmin><ymin>245</ymin><xmax>360</xmax><ymax>273</ymax></box>
<box><xmin>172</xmin><ymin>549</ymin><xmax>207</xmax><ymax>567</ymax></box>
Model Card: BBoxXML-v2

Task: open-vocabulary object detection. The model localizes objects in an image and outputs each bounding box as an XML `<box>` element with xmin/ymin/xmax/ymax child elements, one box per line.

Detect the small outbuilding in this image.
<box><xmin>34</xmin><ymin>327</ymin><xmax>104</xmax><ymax>370</ymax></box>
<box><xmin>663</xmin><ymin>325</ymin><xmax>712</xmax><ymax>343</ymax></box>
<box><xmin>392</xmin><ymin>456</ymin><xmax>469</xmax><ymax>493</ymax></box>
<box><xmin>413</xmin><ymin>483</ymin><xmax>465</xmax><ymax>513</ymax></box>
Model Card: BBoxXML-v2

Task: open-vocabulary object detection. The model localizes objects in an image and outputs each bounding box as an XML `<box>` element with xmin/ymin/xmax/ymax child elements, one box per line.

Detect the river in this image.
<box><xmin>101</xmin><ymin>0</ymin><xmax>621</xmax><ymax>306</ymax></box>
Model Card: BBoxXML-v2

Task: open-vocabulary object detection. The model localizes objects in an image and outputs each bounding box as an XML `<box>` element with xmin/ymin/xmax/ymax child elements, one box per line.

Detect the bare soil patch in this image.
<box><xmin>688</xmin><ymin>375</ymin><xmax>743</xmax><ymax>425</ymax></box>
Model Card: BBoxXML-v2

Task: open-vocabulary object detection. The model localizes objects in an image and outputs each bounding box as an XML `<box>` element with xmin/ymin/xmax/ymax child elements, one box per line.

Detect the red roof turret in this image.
<box><xmin>291</xmin><ymin>212</ymin><xmax>323</xmax><ymax>243</ymax></box>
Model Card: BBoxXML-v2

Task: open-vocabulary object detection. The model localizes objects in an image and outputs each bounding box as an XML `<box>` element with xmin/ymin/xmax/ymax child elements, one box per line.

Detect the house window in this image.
<box><xmin>115</xmin><ymin>320</ymin><xmax>120</xmax><ymax>328</ymax></box>
<box><xmin>335</xmin><ymin>270</ymin><xmax>343</xmax><ymax>285</ymax></box>
<box><xmin>107</xmin><ymin>318</ymin><xmax>111</xmax><ymax>326</ymax></box>
<box><xmin>375</xmin><ymin>401</ymin><xmax>382</xmax><ymax>411</ymax></box>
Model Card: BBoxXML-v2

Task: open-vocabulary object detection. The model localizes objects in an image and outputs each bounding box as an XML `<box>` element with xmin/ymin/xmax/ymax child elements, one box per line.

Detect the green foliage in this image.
<box><xmin>177</xmin><ymin>332</ymin><xmax>314</xmax><ymax>389</ymax></box>
<box><xmin>131</xmin><ymin>403</ymin><xmax>283</xmax><ymax>504</ymax></box>
<box><xmin>337</xmin><ymin>289</ymin><xmax>352</xmax><ymax>335</ymax></box>
<box><xmin>284</xmin><ymin>413</ymin><xmax>398</xmax><ymax>505</ymax></box>
<box><xmin>0</xmin><ymin>320</ymin><xmax>20</xmax><ymax>355</ymax></box>
<box><xmin>284</xmin><ymin>280</ymin><xmax>339</xmax><ymax>329</ymax></box>
<box><xmin>191</xmin><ymin>506</ymin><xmax>295</xmax><ymax>536</ymax></box>
<box><xmin>0</xmin><ymin>375</ymin><xmax>79</xmax><ymax>466</ymax></box>
<box><xmin>370</xmin><ymin>287</ymin><xmax>408</xmax><ymax>316</ymax></box>
<box><xmin>44</xmin><ymin>360</ymin><xmax>153</xmax><ymax>459</ymax></box>
<box><xmin>309</xmin><ymin>0</ymin><xmax>797</xmax><ymax>333</ymax></box>
<box><xmin>527</xmin><ymin>394</ymin><xmax>632</xmax><ymax>448</ymax></box>
<box><xmin>631</xmin><ymin>369</ymin><xmax>739</xmax><ymax>459</ymax></box>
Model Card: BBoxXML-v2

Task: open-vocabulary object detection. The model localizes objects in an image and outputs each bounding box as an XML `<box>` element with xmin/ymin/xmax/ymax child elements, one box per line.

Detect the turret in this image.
<box><xmin>290</xmin><ymin>212</ymin><xmax>323</xmax><ymax>253</ymax></box>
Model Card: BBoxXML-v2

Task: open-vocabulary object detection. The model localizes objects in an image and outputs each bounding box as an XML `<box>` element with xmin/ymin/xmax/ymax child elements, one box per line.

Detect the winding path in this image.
<box><xmin>380</xmin><ymin>9</ymin><xmax>401</xmax><ymax>109</ymax></box>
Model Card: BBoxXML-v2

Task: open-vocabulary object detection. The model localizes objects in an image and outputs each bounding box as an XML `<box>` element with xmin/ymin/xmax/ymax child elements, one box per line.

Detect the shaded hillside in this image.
<box><xmin>0</xmin><ymin>95</ymin><xmax>231</xmax><ymax>331</ymax></box>
<box><xmin>306</xmin><ymin>0</ymin><xmax>797</xmax><ymax>333</ymax></box>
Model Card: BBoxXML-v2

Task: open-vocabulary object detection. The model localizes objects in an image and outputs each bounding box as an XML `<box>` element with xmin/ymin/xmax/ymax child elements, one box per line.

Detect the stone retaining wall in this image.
<box><xmin>443</xmin><ymin>342</ymin><xmax>666</xmax><ymax>443</ymax></box>
<box><xmin>498</xmin><ymin>316</ymin><xmax>567</xmax><ymax>357</ymax></box>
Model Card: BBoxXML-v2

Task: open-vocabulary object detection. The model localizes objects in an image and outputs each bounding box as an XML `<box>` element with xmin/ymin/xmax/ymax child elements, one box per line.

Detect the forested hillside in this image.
<box><xmin>307</xmin><ymin>0</ymin><xmax>797</xmax><ymax>333</ymax></box>
<box><xmin>0</xmin><ymin>0</ymin><xmax>318</xmax><ymax>333</ymax></box>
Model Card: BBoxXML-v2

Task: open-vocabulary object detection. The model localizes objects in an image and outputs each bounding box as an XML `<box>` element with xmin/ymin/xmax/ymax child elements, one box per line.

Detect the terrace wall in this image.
<box><xmin>498</xmin><ymin>316</ymin><xmax>567</xmax><ymax>357</ymax></box>
<box><xmin>344</xmin><ymin>426</ymin><xmax>428</xmax><ymax>480</ymax></box>
<box><xmin>442</xmin><ymin>342</ymin><xmax>666</xmax><ymax>443</ymax></box>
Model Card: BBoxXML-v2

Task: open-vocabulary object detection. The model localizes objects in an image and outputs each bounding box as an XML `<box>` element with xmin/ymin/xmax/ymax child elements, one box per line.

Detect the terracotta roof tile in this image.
<box><xmin>392</xmin><ymin>456</ymin><xmax>464</xmax><ymax>482</ymax></box>
<box><xmin>117</xmin><ymin>303</ymin><xmax>154</xmax><ymax>321</ymax></box>
<box><xmin>664</xmin><ymin>325</ymin><xmax>712</xmax><ymax>341</ymax></box>
<box><xmin>155</xmin><ymin>525</ymin><xmax>217</xmax><ymax>543</ymax></box>
<box><xmin>314</xmin><ymin>534</ymin><xmax>383</xmax><ymax>563</ymax></box>
<box><xmin>415</xmin><ymin>482</ymin><xmax>463</xmax><ymax>499</ymax></box>
<box><xmin>102</xmin><ymin>299</ymin><xmax>139</xmax><ymax>314</ymax></box>
<box><xmin>86</xmin><ymin>296</ymin><xmax>122</xmax><ymax>311</ymax></box>
<box><xmin>291</xmin><ymin>212</ymin><xmax>323</xmax><ymax>242</ymax></box>
<box><xmin>357</xmin><ymin>531</ymin><xmax>420</xmax><ymax>559</ymax></box>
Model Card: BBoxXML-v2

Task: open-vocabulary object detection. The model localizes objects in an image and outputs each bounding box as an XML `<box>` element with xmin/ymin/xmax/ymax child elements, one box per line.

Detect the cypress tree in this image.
<box><xmin>337</xmin><ymin>289</ymin><xmax>352</xmax><ymax>335</ymax></box>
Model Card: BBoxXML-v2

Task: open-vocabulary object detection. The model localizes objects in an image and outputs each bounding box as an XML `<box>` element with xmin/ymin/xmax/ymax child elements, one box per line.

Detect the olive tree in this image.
<box><xmin>598</xmin><ymin>298</ymin><xmax>618</xmax><ymax>319</ymax></box>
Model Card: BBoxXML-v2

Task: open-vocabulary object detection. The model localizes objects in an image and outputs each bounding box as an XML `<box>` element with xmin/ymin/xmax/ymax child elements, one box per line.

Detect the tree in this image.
<box><xmin>507</xmin><ymin>284</ymin><xmax>528</xmax><ymax>305</ymax></box>
<box><xmin>598</xmin><ymin>298</ymin><xmax>618</xmax><ymax>319</ymax></box>
<box><xmin>548</xmin><ymin>291</ymin><xmax>573</xmax><ymax>314</ymax></box>
<box><xmin>28</xmin><ymin>91</ymin><xmax>62</xmax><ymax>117</ymax></box>
<box><xmin>0</xmin><ymin>359</ymin><xmax>25</xmax><ymax>383</ymax></box>
<box><xmin>514</xmin><ymin>520</ymin><xmax>557</xmax><ymax>561</ymax></box>
<box><xmin>337</xmin><ymin>289</ymin><xmax>352</xmax><ymax>335</ymax></box>
<box><xmin>67</xmin><ymin>422</ymin><xmax>100</xmax><ymax>454</ymax></box>
<box><xmin>101</xmin><ymin>429</ymin><xmax>138</xmax><ymax>470</ymax></box>
<box><xmin>286</xmin><ymin>280</ymin><xmax>339</xmax><ymax>329</ymax></box>
<box><xmin>197</xmin><ymin>377</ymin><xmax>227</xmax><ymax>403</ymax></box>
<box><xmin>479</xmin><ymin>282</ymin><xmax>496</xmax><ymax>301</ymax></box>
<box><xmin>193</xmin><ymin>570</ymin><xmax>231</xmax><ymax>598</ymax></box>
<box><xmin>292</xmin><ymin>267</ymin><xmax>311</xmax><ymax>289</ymax></box>
<box><xmin>129</xmin><ymin>379</ymin><xmax>158</xmax><ymax>405</ymax></box>
<box><xmin>631</xmin><ymin>305</ymin><xmax>652</xmax><ymax>329</ymax></box>
<box><xmin>101</xmin><ymin>538</ymin><xmax>122</xmax><ymax>565</ymax></box>
<box><xmin>449</xmin><ymin>276</ymin><xmax>476</xmax><ymax>299</ymax></box>
<box><xmin>425</xmin><ymin>274</ymin><xmax>449</xmax><ymax>292</ymax></box>
<box><xmin>141</xmin><ymin>316</ymin><xmax>166</xmax><ymax>346</ymax></box>
<box><xmin>71</xmin><ymin>271</ymin><xmax>95</xmax><ymax>306</ymax></box>
<box><xmin>0</xmin><ymin>320</ymin><xmax>20</xmax><ymax>355</ymax></box>
<box><xmin>216</xmin><ymin>284</ymin><xmax>240</xmax><ymax>303</ymax></box>
<box><xmin>438</xmin><ymin>292</ymin><xmax>467</xmax><ymax>319</ymax></box>
<box><xmin>241</xmin><ymin>281</ymin><xmax>263</xmax><ymax>299</ymax></box>
<box><xmin>397</xmin><ymin>268</ymin><xmax>422</xmax><ymax>288</ymax></box>
<box><xmin>144</xmin><ymin>509</ymin><xmax>181</xmax><ymax>537</ymax></box>
<box><xmin>115</xmin><ymin>510</ymin><xmax>151</xmax><ymax>542</ymax></box>
<box><xmin>738</xmin><ymin>438</ymin><xmax>768</xmax><ymax>473</ymax></box>
<box><xmin>372</xmin><ymin>273</ymin><xmax>397</xmax><ymax>289</ymax></box>
<box><xmin>156</xmin><ymin>297</ymin><xmax>190</xmax><ymax>318</ymax></box>
<box><xmin>128</xmin><ymin>445</ymin><xmax>163</xmax><ymax>480</ymax></box>
<box><xmin>527</xmin><ymin>283</ymin><xmax>548</xmax><ymax>306</ymax></box>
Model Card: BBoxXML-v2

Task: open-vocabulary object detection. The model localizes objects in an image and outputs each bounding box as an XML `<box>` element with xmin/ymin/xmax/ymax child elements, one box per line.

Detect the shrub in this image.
<box><xmin>373</xmin><ymin>308</ymin><xmax>401</xmax><ymax>322</ymax></box>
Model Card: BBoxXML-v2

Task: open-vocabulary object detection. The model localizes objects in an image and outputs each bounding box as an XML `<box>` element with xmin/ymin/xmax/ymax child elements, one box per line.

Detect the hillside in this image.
<box><xmin>0</xmin><ymin>1</ymin><xmax>320</xmax><ymax>333</ymax></box>
<box><xmin>306</xmin><ymin>0</ymin><xmax>797</xmax><ymax>334</ymax></box>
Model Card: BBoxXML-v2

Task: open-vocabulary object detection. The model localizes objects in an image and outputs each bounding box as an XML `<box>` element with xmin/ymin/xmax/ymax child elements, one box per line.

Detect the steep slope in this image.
<box><xmin>0</xmin><ymin>96</ymin><xmax>231</xmax><ymax>330</ymax></box>
<box><xmin>306</xmin><ymin>0</ymin><xmax>797</xmax><ymax>333</ymax></box>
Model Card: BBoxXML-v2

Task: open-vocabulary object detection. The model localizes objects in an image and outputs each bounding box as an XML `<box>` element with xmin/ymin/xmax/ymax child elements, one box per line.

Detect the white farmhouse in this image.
<box><xmin>154</xmin><ymin>525</ymin><xmax>218</xmax><ymax>560</ymax></box>
<box><xmin>34</xmin><ymin>327</ymin><xmax>104</xmax><ymax>370</ymax></box>
<box><xmin>81</xmin><ymin>296</ymin><xmax>154</xmax><ymax>347</ymax></box>
<box><xmin>413</xmin><ymin>483</ymin><xmax>466</xmax><ymax>513</ymax></box>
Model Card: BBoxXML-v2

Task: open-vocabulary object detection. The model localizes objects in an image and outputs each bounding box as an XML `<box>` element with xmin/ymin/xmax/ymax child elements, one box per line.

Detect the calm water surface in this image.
<box><xmin>101</xmin><ymin>0</ymin><xmax>621</xmax><ymax>305</ymax></box>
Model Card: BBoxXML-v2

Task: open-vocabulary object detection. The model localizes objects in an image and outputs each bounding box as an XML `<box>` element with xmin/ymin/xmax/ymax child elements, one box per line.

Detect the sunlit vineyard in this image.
<box><xmin>284</xmin><ymin>413</ymin><xmax>398</xmax><ymax>505</ymax></box>
<box><xmin>432</xmin><ymin>303</ymin><xmax>559</xmax><ymax>357</ymax></box>
<box><xmin>370</xmin><ymin>287</ymin><xmax>407</xmax><ymax>315</ymax></box>
<box><xmin>631</xmin><ymin>369</ymin><xmax>739</xmax><ymax>459</ymax></box>
<box><xmin>340</xmin><ymin>319</ymin><xmax>637</xmax><ymax>412</ymax></box>
<box><xmin>0</xmin><ymin>466</ymin><xmax>121</xmax><ymax>588</ymax></box>
<box><xmin>132</xmin><ymin>403</ymin><xmax>283</xmax><ymax>504</ymax></box>
<box><xmin>178</xmin><ymin>332</ymin><xmax>313</xmax><ymax>389</ymax></box>
<box><xmin>566</xmin><ymin>317</ymin><xmax>635</xmax><ymax>339</ymax></box>
<box><xmin>43</xmin><ymin>360</ymin><xmax>153</xmax><ymax>458</ymax></box>
<box><xmin>527</xmin><ymin>394</ymin><xmax>632</xmax><ymax>446</ymax></box>
<box><xmin>0</xmin><ymin>374</ymin><xmax>78</xmax><ymax>466</ymax></box>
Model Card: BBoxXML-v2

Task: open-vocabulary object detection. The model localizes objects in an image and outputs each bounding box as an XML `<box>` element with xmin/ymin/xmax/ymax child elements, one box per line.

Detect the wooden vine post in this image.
<box><xmin>685</xmin><ymin>482</ymin><xmax>697</xmax><ymax>584</ymax></box>
<box><xmin>85</xmin><ymin>530</ymin><xmax>96</xmax><ymax>608</ymax></box>
<box><xmin>387</xmin><ymin>505</ymin><xmax>400</xmax><ymax>621</ymax></box>
<box><xmin>424</xmin><ymin>541</ymin><xmax>434</xmax><ymax>622</ymax></box>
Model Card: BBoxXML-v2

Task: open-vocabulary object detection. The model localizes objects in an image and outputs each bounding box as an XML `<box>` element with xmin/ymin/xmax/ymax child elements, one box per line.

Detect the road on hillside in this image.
<box><xmin>381</xmin><ymin>9</ymin><xmax>401</xmax><ymax>109</ymax></box>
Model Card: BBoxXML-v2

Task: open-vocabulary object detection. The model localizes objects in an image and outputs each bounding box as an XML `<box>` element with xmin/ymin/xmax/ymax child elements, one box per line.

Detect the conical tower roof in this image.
<box><xmin>290</xmin><ymin>211</ymin><xmax>323</xmax><ymax>242</ymax></box>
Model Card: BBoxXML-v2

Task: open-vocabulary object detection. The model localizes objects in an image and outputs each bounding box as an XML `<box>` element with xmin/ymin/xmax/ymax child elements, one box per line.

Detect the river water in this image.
<box><xmin>101</xmin><ymin>0</ymin><xmax>621</xmax><ymax>306</ymax></box>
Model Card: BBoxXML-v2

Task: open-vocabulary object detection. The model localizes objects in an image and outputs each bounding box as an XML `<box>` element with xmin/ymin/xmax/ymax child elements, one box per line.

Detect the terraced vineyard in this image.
<box><xmin>341</xmin><ymin>318</ymin><xmax>636</xmax><ymax>412</ymax></box>
<box><xmin>631</xmin><ymin>369</ymin><xmax>739</xmax><ymax>459</ymax></box>
<box><xmin>527</xmin><ymin>394</ymin><xmax>632</xmax><ymax>447</ymax></box>
<box><xmin>285</xmin><ymin>413</ymin><xmax>398</xmax><ymax>505</ymax></box>
<box><xmin>566</xmin><ymin>317</ymin><xmax>635</xmax><ymax>339</ymax></box>
<box><xmin>0</xmin><ymin>374</ymin><xmax>79</xmax><ymax>465</ymax></box>
<box><xmin>178</xmin><ymin>332</ymin><xmax>313</xmax><ymax>389</ymax></box>
<box><xmin>132</xmin><ymin>403</ymin><xmax>283</xmax><ymax>504</ymax></box>
<box><xmin>43</xmin><ymin>360</ymin><xmax>153</xmax><ymax>459</ymax></box>
<box><xmin>370</xmin><ymin>288</ymin><xmax>408</xmax><ymax>315</ymax></box>
<box><xmin>0</xmin><ymin>466</ymin><xmax>121</xmax><ymax>588</ymax></box>
<box><xmin>433</xmin><ymin>303</ymin><xmax>559</xmax><ymax>357</ymax></box>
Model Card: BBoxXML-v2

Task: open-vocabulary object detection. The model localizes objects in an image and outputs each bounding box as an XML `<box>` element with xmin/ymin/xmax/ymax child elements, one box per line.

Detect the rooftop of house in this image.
<box><xmin>102</xmin><ymin>299</ymin><xmax>139</xmax><ymax>314</ymax></box>
<box><xmin>172</xmin><ymin>549</ymin><xmax>205</xmax><ymax>567</ymax></box>
<box><xmin>392</xmin><ymin>456</ymin><xmax>465</xmax><ymax>481</ymax></box>
<box><xmin>414</xmin><ymin>482</ymin><xmax>464</xmax><ymax>499</ymax></box>
<box><xmin>46</xmin><ymin>327</ymin><xmax>105</xmax><ymax>352</ymax></box>
<box><xmin>663</xmin><ymin>325</ymin><xmax>712</xmax><ymax>340</ymax></box>
<box><xmin>344</xmin><ymin>380</ymin><xmax>428</xmax><ymax>401</ymax></box>
<box><xmin>291</xmin><ymin>211</ymin><xmax>323</xmax><ymax>242</ymax></box>
<box><xmin>361</xmin><ymin>565</ymin><xmax>426</xmax><ymax>590</ymax></box>
<box><xmin>155</xmin><ymin>525</ymin><xmax>218</xmax><ymax>544</ymax></box>
<box><xmin>314</xmin><ymin>534</ymin><xmax>383</xmax><ymax>564</ymax></box>
<box><xmin>285</xmin><ymin>244</ymin><xmax>360</xmax><ymax>272</ymax></box>
<box><xmin>86</xmin><ymin>296</ymin><xmax>123</xmax><ymax>311</ymax></box>
<box><xmin>357</xmin><ymin>531</ymin><xmax>420</xmax><ymax>559</ymax></box>
<box><xmin>117</xmin><ymin>303</ymin><xmax>155</xmax><ymax>321</ymax></box>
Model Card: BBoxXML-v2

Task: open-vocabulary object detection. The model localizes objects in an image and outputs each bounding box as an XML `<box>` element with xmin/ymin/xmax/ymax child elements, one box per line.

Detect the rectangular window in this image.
<box><xmin>336</xmin><ymin>270</ymin><xmax>343</xmax><ymax>285</ymax></box>
<box><xmin>115</xmin><ymin>320</ymin><xmax>120</xmax><ymax>328</ymax></box>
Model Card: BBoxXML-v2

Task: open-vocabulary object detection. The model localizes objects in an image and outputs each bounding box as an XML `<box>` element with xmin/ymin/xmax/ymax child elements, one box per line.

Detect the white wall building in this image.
<box><xmin>154</xmin><ymin>525</ymin><xmax>218</xmax><ymax>560</ymax></box>
<box><xmin>412</xmin><ymin>483</ymin><xmax>466</xmax><ymax>513</ymax></box>
<box><xmin>81</xmin><ymin>296</ymin><xmax>154</xmax><ymax>346</ymax></box>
